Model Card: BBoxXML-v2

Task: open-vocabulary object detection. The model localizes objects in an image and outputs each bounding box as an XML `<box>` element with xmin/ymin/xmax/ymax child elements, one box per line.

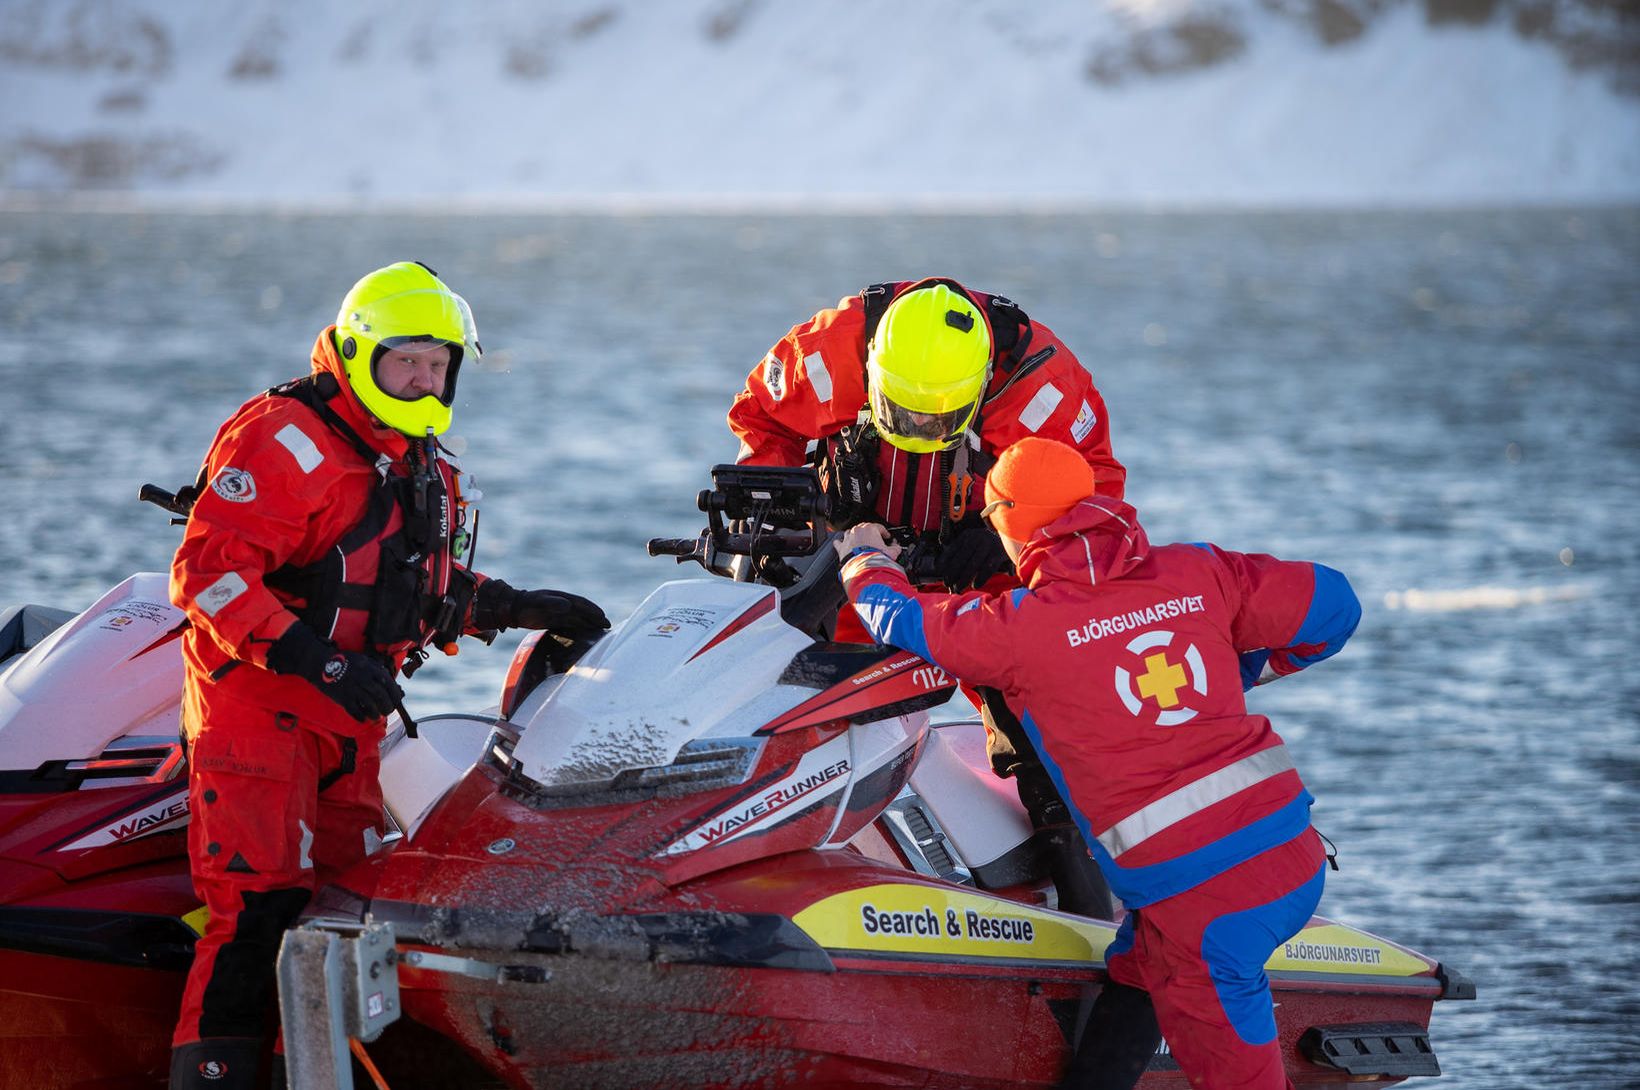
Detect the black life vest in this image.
<box><xmin>263</xmin><ymin>376</ymin><xmax>471</xmax><ymax>656</ymax></box>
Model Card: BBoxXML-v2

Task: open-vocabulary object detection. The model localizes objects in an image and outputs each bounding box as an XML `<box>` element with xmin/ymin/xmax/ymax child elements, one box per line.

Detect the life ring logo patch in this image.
<box><xmin>1114</xmin><ymin>630</ymin><xmax>1208</xmax><ymax>726</ymax></box>
<box><xmin>763</xmin><ymin>354</ymin><xmax>785</xmax><ymax>400</ymax></box>
<box><xmin>210</xmin><ymin>466</ymin><xmax>257</xmax><ymax>503</ymax></box>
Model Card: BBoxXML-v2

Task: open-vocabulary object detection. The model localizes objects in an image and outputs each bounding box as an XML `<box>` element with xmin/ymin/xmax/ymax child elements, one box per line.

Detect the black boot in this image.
<box><xmin>1012</xmin><ymin>763</ymin><xmax>1116</xmax><ymax>919</ymax></box>
<box><xmin>1041</xmin><ymin>824</ymin><xmax>1117</xmax><ymax>919</ymax></box>
<box><xmin>978</xmin><ymin>687</ymin><xmax>1119</xmax><ymax>919</ymax></box>
<box><xmin>169</xmin><ymin>1037</ymin><xmax>263</xmax><ymax>1090</ymax></box>
<box><xmin>1058</xmin><ymin>982</ymin><xmax>1162</xmax><ymax>1090</ymax></box>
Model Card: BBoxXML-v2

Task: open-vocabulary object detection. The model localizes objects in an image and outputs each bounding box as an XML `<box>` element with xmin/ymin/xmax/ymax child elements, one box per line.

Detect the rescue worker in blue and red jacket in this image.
<box><xmin>729</xmin><ymin>278</ymin><xmax>1127</xmax><ymax>913</ymax></box>
<box><xmin>834</xmin><ymin>436</ymin><xmax>1361</xmax><ymax>1090</ymax></box>
<box><xmin>166</xmin><ymin>262</ymin><xmax>608</xmax><ymax>1089</ymax></box>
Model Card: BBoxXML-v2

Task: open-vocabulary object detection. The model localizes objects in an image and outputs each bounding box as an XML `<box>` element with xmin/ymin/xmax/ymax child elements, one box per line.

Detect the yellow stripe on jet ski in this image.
<box><xmin>793</xmin><ymin>883</ymin><xmax>1118</xmax><ymax>963</ymax></box>
<box><xmin>794</xmin><ymin>887</ymin><xmax>1432</xmax><ymax>978</ymax></box>
<box><xmin>1267</xmin><ymin>923</ymin><xmax>1432</xmax><ymax>976</ymax></box>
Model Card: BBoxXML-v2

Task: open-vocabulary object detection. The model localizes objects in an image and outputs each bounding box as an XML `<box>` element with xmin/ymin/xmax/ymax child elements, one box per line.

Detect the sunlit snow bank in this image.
<box><xmin>1</xmin><ymin>0</ymin><xmax>1636</xmax><ymax>206</ymax></box>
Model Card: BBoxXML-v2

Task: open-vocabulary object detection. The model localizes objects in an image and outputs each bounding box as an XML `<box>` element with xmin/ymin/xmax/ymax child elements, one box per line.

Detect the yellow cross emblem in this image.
<box><xmin>1136</xmin><ymin>652</ymin><xmax>1188</xmax><ymax>709</ymax></box>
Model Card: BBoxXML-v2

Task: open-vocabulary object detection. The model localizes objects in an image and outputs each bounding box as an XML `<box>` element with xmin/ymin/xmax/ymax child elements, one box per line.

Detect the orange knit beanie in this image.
<box><xmin>981</xmin><ymin>437</ymin><xmax>1097</xmax><ymax>541</ymax></box>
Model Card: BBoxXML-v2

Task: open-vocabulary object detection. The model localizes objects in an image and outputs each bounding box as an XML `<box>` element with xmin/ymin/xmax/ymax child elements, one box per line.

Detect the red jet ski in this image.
<box><xmin>0</xmin><ymin>466</ymin><xmax>1472</xmax><ymax>1088</ymax></box>
<box><xmin>0</xmin><ymin>574</ymin><xmax>197</xmax><ymax>1089</ymax></box>
<box><xmin>298</xmin><ymin>466</ymin><xmax>1475</xmax><ymax>1088</ymax></box>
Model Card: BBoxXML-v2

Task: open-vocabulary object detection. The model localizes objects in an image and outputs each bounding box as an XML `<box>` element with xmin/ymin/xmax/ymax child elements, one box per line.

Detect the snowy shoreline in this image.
<box><xmin>3</xmin><ymin>0</ymin><xmax>1636</xmax><ymax>205</ymax></box>
<box><xmin>3</xmin><ymin>192</ymin><xmax>1635</xmax><ymax>215</ymax></box>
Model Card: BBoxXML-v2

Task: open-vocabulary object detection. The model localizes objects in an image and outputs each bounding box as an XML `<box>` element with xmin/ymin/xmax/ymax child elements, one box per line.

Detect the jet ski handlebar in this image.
<box><xmin>647</xmin><ymin>537</ymin><xmax>703</xmax><ymax>558</ymax></box>
<box><xmin>646</xmin><ymin>530</ymin><xmax>817</xmax><ymax>559</ymax></box>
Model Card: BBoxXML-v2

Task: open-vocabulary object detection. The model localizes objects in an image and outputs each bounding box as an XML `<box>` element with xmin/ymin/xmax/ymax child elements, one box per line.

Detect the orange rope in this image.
<box><xmin>349</xmin><ymin>1038</ymin><xmax>391</xmax><ymax>1090</ymax></box>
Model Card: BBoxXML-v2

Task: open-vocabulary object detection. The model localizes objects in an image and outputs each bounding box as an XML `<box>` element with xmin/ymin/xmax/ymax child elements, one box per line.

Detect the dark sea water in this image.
<box><xmin>1</xmin><ymin>208</ymin><xmax>1637</xmax><ymax>1088</ymax></box>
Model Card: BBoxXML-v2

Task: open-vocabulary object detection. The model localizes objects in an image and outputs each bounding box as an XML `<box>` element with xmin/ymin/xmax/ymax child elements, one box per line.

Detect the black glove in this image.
<box><xmin>513</xmin><ymin>589</ymin><xmax>610</xmax><ymax>638</ymax></box>
<box><xmin>265</xmin><ymin>624</ymin><xmax>403</xmax><ymax>722</ymax></box>
<box><xmin>474</xmin><ymin>579</ymin><xmax>610</xmax><ymax>639</ymax></box>
<box><xmin>936</xmin><ymin>525</ymin><xmax>1014</xmax><ymax>592</ymax></box>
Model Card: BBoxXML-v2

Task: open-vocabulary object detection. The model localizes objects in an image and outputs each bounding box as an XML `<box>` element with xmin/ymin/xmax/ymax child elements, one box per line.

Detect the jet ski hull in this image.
<box><xmin>0</xmin><ymin>947</ymin><xmax>182</xmax><ymax>1090</ymax></box>
<box><xmin>382</xmin><ymin>941</ymin><xmax>1443</xmax><ymax>1088</ymax></box>
<box><xmin>353</xmin><ymin>769</ymin><xmax>1456</xmax><ymax>1089</ymax></box>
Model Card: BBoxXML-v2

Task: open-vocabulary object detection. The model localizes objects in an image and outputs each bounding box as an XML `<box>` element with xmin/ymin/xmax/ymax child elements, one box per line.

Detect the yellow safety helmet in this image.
<box><xmin>333</xmin><ymin>261</ymin><xmax>481</xmax><ymax>437</ymax></box>
<box><xmin>865</xmin><ymin>282</ymin><xmax>992</xmax><ymax>453</ymax></box>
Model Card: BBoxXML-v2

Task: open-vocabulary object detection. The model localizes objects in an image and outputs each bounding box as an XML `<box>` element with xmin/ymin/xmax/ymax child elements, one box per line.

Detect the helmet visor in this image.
<box><xmin>372</xmin><ymin>337</ymin><xmax>462</xmax><ymax>404</ymax></box>
<box><xmin>869</xmin><ymin>383</ymin><xmax>977</xmax><ymax>451</ymax></box>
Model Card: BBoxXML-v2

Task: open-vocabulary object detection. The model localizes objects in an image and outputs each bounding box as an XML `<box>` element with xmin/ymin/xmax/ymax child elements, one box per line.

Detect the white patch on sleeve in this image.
<box><xmin>297</xmin><ymin>819</ymin><xmax>314</xmax><ymax>870</ymax></box>
<box><xmin>209</xmin><ymin>467</ymin><xmax>256</xmax><ymax>503</ymax></box>
<box><xmin>957</xmin><ymin>598</ymin><xmax>982</xmax><ymax>616</ymax></box>
<box><xmin>1018</xmin><ymin>383</ymin><xmax>1065</xmax><ymax>434</ymax></box>
<box><xmin>1071</xmin><ymin>399</ymin><xmax>1098</xmax><ymax>443</ymax></box>
<box><xmin>196</xmin><ymin>572</ymin><xmax>249</xmax><ymax>617</ymax></box>
<box><xmin>760</xmin><ymin>354</ymin><xmax>785</xmax><ymax>401</ymax></box>
<box><xmin>804</xmin><ymin>351</ymin><xmax>834</xmax><ymax>404</ymax></box>
<box><xmin>274</xmin><ymin>424</ymin><xmax>324</xmax><ymax>474</ymax></box>
<box><xmin>736</xmin><ymin>439</ymin><xmax>755</xmax><ymax>463</ymax></box>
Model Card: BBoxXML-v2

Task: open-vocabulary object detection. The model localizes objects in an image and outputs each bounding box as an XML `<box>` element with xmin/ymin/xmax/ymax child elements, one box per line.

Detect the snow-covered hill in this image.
<box><xmin>2</xmin><ymin>0</ymin><xmax>1636</xmax><ymax>206</ymax></box>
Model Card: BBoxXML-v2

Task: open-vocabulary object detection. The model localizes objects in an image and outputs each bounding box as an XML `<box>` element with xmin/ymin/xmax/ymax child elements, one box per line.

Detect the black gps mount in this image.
<box><xmin>648</xmin><ymin>464</ymin><xmax>832</xmax><ymax>568</ymax></box>
<box><xmin>646</xmin><ymin>465</ymin><xmax>848</xmax><ymax>638</ymax></box>
<box><xmin>698</xmin><ymin>464</ymin><xmax>831</xmax><ymax>557</ymax></box>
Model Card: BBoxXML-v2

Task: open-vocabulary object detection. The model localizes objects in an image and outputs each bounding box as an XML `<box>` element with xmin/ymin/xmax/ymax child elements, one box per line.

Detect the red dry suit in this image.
<box><xmin>841</xmin><ymin>497</ymin><xmax>1361</xmax><ymax>1088</ymax></box>
<box><xmin>168</xmin><ymin>329</ymin><xmax>486</xmax><ymax>1047</ymax></box>
<box><xmin>727</xmin><ymin>280</ymin><xmax>1127</xmax><ymax>533</ymax></box>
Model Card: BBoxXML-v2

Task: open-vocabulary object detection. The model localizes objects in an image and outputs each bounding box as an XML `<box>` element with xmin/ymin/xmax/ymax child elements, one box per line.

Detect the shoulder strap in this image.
<box><xmin>858</xmin><ymin>281</ymin><xmax>897</xmax><ymax>346</ymax></box>
<box><xmin>982</xmin><ymin>343</ymin><xmax>1057</xmax><ymax>408</ymax></box>
<box><xmin>857</xmin><ymin>282</ymin><xmax>896</xmax><ymax>390</ymax></box>
<box><xmin>859</xmin><ymin>280</ymin><xmax>1032</xmax><ymax>373</ymax></box>
<box><xmin>982</xmin><ymin>293</ymin><xmax>1031</xmax><ymax>373</ymax></box>
<box><xmin>141</xmin><ymin>377</ymin><xmax>357</xmax><ymax>523</ymax></box>
<box><xmin>270</xmin><ymin>374</ymin><xmax>382</xmax><ymax>468</ymax></box>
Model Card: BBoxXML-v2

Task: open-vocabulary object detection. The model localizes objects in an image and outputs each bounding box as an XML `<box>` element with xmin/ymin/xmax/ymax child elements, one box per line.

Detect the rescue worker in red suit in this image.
<box><xmin>166</xmin><ymin>262</ymin><xmax>609</xmax><ymax>1089</ymax></box>
<box><xmin>729</xmin><ymin>277</ymin><xmax>1127</xmax><ymax>913</ymax></box>
<box><xmin>835</xmin><ymin>437</ymin><xmax>1361</xmax><ymax>1090</ymax></box>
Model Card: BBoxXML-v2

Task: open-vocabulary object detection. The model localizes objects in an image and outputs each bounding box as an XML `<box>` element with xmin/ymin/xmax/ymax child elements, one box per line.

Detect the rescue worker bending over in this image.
<box><xmin>167</xmin><ymin>262</ymin><xmax>608</xmax><ymax>1089</ymax></box>
<box><xmin>728</xmin><ymin>277</ymin><xmax>1126</xmax><ymax>912</ymax></box>
<box><xmin>834</xmin><ymin>437</ymin><xmax>1361</xmax><ymax>1090</ymax></box>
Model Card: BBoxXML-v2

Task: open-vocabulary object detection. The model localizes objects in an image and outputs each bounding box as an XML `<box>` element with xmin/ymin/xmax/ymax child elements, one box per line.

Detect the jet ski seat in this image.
<box><xmin>0</xmin><ymin>604</ymin><xmax>75</xmax><ymax>669</ymax></box>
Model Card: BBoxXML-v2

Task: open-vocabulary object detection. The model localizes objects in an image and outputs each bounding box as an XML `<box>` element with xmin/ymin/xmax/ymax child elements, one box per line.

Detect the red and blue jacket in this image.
<box><xmin>841</xmin><ymin>498</ymin><xmax>1360</xmax><ymax>908</ymax></box>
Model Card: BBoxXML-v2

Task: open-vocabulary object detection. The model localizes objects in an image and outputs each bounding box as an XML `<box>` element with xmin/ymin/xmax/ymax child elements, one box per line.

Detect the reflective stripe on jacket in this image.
<box><xmin>841</xmin><ymin>498</ymin><xmax>1360</xmax><ymax>907</ymax></box>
